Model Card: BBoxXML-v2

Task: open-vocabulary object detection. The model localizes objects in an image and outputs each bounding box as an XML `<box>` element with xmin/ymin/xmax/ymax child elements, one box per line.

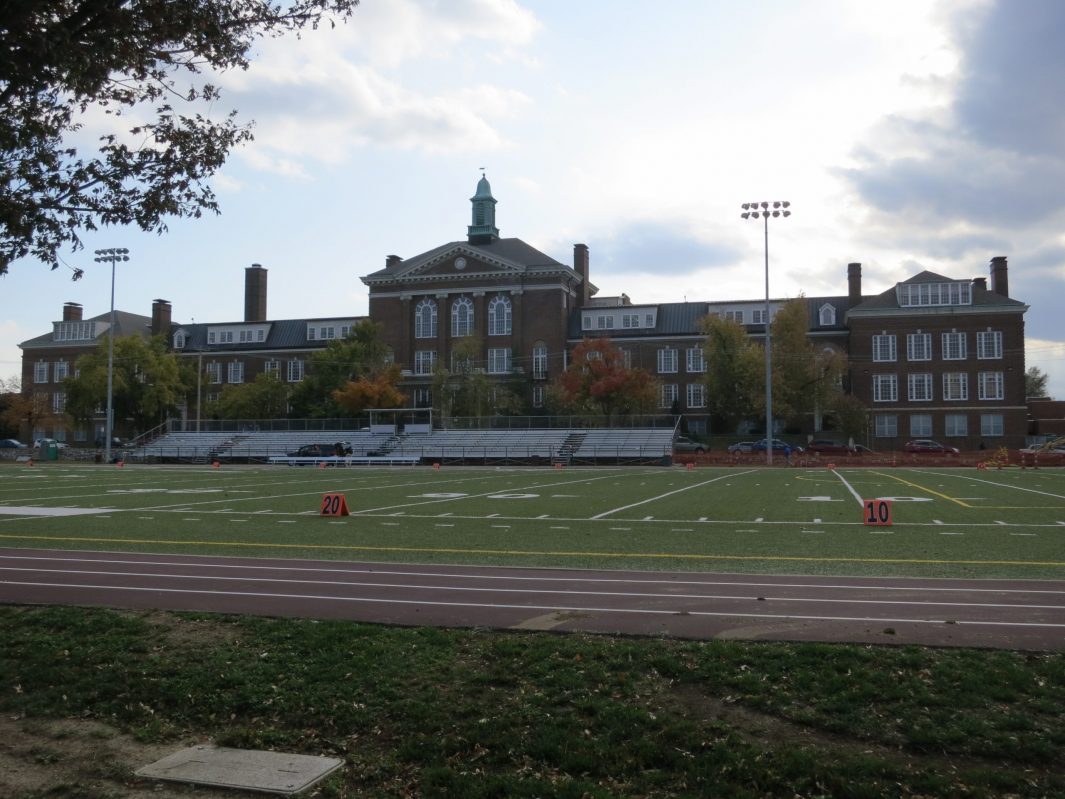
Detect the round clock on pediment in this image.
<box><xmin>454</xmin><ymin>257</ymin><xmax>467</xmax><ymax>270</ymax></box>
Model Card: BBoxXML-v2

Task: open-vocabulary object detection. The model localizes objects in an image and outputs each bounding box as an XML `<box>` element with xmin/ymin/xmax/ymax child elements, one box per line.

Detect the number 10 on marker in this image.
<box><xmin>863</xmin><ymin>498</ymin><xmax>892</xmax><ymax>526</ymax></box>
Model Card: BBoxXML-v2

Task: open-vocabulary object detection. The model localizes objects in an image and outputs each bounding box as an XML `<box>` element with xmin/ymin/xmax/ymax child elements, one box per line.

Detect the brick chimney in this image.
<box><xmin>990</xmin><ymin>256</ymin><xmax>1009</xmax><ymax>298</ymax></box>
<box><xmin>244</xmin><ymin>263</ymin><xmax>267</xmax><ymax>322</ymax></box>
<box><xmin>151</xmin><ymin>299</ymin><xmax>172</xmax><ymax>337</ymax></box>
<box><xmin>972</xmin><ymin>277</ymin><xmax>987</xmax><ymax>292</ymax></box>
<box><xmin>847</xmin><ymin>263</ymin><xmax>862</xmax><ymax>306</ymax></box>
<box><xmin>574</xmin><ymin>244</ymin><xmax>590</xmax><ymax>305</ymax></box>
<box><xmin>62</xmin><ymin>302</ymin><xmax>83</xmax><ymax>321</ymax></box>
<box><xmin>386</xmin><ymin>254</ymin><xmax>403</xmax><ymax>270</ymax></box>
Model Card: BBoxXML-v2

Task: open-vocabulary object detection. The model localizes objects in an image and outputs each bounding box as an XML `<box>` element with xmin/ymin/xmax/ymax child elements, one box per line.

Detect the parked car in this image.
<box><xmin>33</xmin><ymin>438</ymin><xmax>68</xmax><ymax>450</ymax></box>
<box><xmin>752</xmin><ymin>438</ymin><xmax>803</xmax><ymax>456</ymax></box>
<box><xmin>806</xmin><ymin>440</ymin><xmax>858</xmax><ymax>456</ymax></box>
<box><xmin>672</xmin><ymin>436</ymin><xmax>706</xmax><ymax>454</ymax></box>
<box><xmin>288</xmin><ymin>443</ymin><xmax>341</xmax><ymax>457</ymax></box>
<box><xmin>727</xmin><ymin>441</ymin><xmax>756</xmax><ymax>453</ymax></box>
<box><xmin>0</xmin><ymin>438</ymin><xmax>27</xmax><ymax>448</ymax></box>
<box><xmin>903</xmin><ymin>439</ymin><xmax>959</xmax><ymax>454</ymax></box>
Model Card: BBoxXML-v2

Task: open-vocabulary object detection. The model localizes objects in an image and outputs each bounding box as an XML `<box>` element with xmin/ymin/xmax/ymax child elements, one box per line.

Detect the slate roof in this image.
<box><xmin>848</xmin><ymin>271</ymin><xmax>1027</xmax><ymax>313</ymax></box>
<box><xmin>364</xmin><ymin>237</ymin><xmax>569</xmax><ymax>279</ymax></box>
<box><xmin>19</xmin><ymin>310</ymin><xmax>153</xmax><ymax>350</ymax></box>
<box><xmin>172</xmin><ymin>317</ymin><xmax>367</xmax><ymax>353</ymax></box>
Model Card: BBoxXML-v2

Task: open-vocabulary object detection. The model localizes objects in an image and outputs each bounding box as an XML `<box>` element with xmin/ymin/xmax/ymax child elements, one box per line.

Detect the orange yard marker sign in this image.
<box><xmin>320</xmin><ymin>493</ymin><xmax>350</xmax><ymax>516</ymax></box>
<box><xmin>863</xmin><ymin>498</ymin><xmax>893</xmax><ymax>526</ymax></box>
<box><xmin>686</xmin><ymin>462</ymin><xmax>694</xmax><ymax>471</ymax></box>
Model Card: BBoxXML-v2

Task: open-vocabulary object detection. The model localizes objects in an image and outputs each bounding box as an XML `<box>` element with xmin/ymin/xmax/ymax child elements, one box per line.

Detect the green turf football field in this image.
<box><xmin>1</xmin><ymin>462</ymin><xmax>1064</xmax><ymax>578</ymax></box>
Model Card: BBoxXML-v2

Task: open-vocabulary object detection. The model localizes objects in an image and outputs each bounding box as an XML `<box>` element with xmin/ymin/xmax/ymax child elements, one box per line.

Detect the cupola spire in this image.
<box><xmin>467</xmin><ymin>170</ymin><xmax>499</xmax><ymax>244</ymax></box>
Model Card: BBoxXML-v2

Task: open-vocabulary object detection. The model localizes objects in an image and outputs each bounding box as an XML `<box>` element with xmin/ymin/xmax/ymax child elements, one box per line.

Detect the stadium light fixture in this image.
<box><xmin>739</xmin><ymin>203</ymin><xmax>791</xmax><ymax>464</ymax></box>
<box><xmin>93</xmin><ymin>248</ymin><xmax>130</xmax><ymax>465</ymax></box>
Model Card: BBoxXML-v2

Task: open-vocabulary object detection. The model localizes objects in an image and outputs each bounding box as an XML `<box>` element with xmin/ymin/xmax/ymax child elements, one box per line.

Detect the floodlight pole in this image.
<box><xmin>93</xmin><ymin>248</ymin><xmax>130</xmax><ymax>464</ymax></box>
<box><xmin>740</xmin><ymin>202</ymin><xmax>791</xmax><ymax>465</ymax></box>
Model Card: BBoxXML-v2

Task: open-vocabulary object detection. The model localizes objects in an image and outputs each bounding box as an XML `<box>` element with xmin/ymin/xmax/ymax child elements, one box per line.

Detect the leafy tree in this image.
<box><xmin>700</xmin><ymin>315</ymin><xmax>763</xmax><ymax>432</ymax></box>
<box><xmin>289</xmin><ymin>320</ymin><xmax>392</xmax><ymax>417</ymax></box>
<box><xmin>333</xmin><ymin>365</ymin><xmax>407</xmax><ymax>415</ymax></box>
<box><xmin>64</xmin><ymin>334</ymin><xmax>187</xmax><ymax>433</ymax></box>
<box><xmin>0</xmin><ymin>390</ymin><xmax>58</xmax><ymax>441</ymax></box>
<box><xmin>0</xmin><ymin>0</ymin><xmax>358</xmax><ymax>275</ymax></box>
<box><xmin>210</xmin><ymin>372</ymin><xmax>289</xmax><ymax>420</ymax></box>
<box><xmin>550</xmin><ymin>338</ymin><xmax>658</xmax><ymax>422</ymax></box>
<box><xmin>828</xmin><ymin>393</ymin><xmax>870</xmax><ymax>445</ymax></box>
<box><xmin>769</xmin><ymin>297</ymin><xmax>846</xmax><ymax>431</ymax></box>
<box><xmin>0</xmin><ymin>376</ymin><xmax>22</xmax><ymax>437</ymax></box>
<box><xmin>1025</xmin><ymin>366</ymin><xmax>1050</xmax><ymax>398</ymax></box>
<box><xmin>430</xmin><ymin>335</ymin><xmax>523</xmax><ymax>419</ymax></box>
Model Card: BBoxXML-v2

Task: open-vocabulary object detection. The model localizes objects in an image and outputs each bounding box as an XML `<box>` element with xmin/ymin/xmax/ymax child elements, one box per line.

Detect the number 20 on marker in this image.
<box><xmin>863</xmin><ymin>498</ymin><xmax>892</xmax><ymax>526</ymax></box>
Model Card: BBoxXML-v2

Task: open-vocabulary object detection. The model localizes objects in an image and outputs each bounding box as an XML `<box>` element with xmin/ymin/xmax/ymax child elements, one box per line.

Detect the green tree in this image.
<box><xmin>770</xmin><ymin>297</ymin><xmax>846</xmax><ymax>431</ymax></box>
<box><xmin>333</xmin><ymin>365</ymin><xmax>407</xmax><ymax>416</ymax></box>
<box><xmin>829</xmin><ymin>393</ymin><xmax>870</xmax><ymax>446</ymax></box>
<box><xmin>0</xmin><ymin>0</ymin><xmax>358</xmax><ymax>275</ymax></box>
<box><xmin>429</xmin><ymin>335</ymin><xmax>523</xmax><ymax>419</ymax></box>
<box><xmin>288</xmin><ymin>320</ymin><xmax>392</xmax><ymax>417</ymax></box>
<box><xmin>700</xmin><ymin>315</ymin><xmax>763</xmax><ymax>432</ymax></box>
<box><xmin>549</xmin><ymin>338</ymin><xmax>658</xmax><ymax>422</ymax></box>
<box><xmin>64</xmin><ymin>334</ymin><xmax>187</xmax><ymax>433</ymax></box>
<box><xmin>210</xmin><ymin>372</ymin><xmax>289</xmax><ymax>420</ymax></box>
<box><xmin>0</xmin><ymin>389</ymin><xmax>58</xmax><ymax>442</ymax></box>
<box><xmin>1025</xmin><ymin>366</ymin><xmax>1050</xmax><ymax>398</ymax></box>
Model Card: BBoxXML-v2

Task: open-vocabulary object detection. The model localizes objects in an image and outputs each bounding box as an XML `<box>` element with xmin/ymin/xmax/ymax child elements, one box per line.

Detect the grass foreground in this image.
<box><xmin>1</xmin><ymin>605</ymin><xmax>1063</xmax><ymax>798</ymax></box>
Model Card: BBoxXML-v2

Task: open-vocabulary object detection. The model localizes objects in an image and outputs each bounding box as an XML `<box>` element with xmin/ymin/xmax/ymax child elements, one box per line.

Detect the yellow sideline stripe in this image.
<box><xmin>2</xmin><ymin>533</ymin><xmax>1063</xmax><ymax>568</ymax></box>
<box><xmin>871</xmin><ymin>471</ymin><xmax>972</xmax><ymax>507</ymax></box>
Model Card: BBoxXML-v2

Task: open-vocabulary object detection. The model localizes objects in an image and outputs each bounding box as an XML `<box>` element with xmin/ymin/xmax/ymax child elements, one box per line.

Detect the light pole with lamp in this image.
<box><xmin>740</xmin><ymin>201</ymin><xmax>790</xmax><ymax>464</ymax></box>
<box><xmin>93</xmin><ymin>247</ymin><xmax>130</xmax><ymax>464</ymax></box>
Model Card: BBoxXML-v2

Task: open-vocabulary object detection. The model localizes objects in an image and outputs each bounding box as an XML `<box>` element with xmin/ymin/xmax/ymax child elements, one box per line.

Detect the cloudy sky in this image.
<box><xmin>3</xmin><ymin>0</ymin><xmax>1064</xmax><ymax>399</ymax></box>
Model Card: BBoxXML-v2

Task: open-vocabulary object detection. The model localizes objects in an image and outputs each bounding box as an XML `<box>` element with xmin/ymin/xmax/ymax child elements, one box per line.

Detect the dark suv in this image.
<box><xmin>288</xmin><ymin>443</ymin><xmax>340</xmax><ymax>457</ymax></box>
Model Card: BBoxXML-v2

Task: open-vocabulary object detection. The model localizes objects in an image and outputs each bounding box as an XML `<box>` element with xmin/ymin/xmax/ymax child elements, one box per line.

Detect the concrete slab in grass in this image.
<box><xmin>136</xmin><ymin>744</ymin><xmax>343</xmax><ymax>795</ymax></box>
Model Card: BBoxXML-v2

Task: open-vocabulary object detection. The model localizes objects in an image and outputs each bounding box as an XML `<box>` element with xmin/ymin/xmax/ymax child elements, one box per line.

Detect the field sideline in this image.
<box><xmin>2</xmin><ymin>462</ymin><xmax>1064</xmax><ymax>579</ymax></box>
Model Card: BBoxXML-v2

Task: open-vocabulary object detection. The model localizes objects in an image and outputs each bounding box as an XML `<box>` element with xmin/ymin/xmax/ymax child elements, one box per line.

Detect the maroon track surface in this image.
<box><xmin>1</xmin><ymin>547</ymin><xmax>1063</xmax><ymax>650</ymax></box>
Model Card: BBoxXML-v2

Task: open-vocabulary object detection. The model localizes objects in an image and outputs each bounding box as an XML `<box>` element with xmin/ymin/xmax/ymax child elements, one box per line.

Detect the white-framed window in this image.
<box><xmin>239</xmin><ymin>329</ymin><xmax>252</xmax><ymax>343</ymax></box>
<box><xmin>414</xmin><ymin>298</ymin><xmax>437</xmax><ymax>339</ymax></box>
<box><xmin>977</xmin><ymin>330</ymin><xmax>1003</xmax><ymax>359</ymax></box>
<box><xmin>264</xmin><ymin>360</ymin><xmax>280</xmax><ymax>378</ymax></box>
<box><xmin>53</xmin><ymin>320</ymin><xmax>95</xmax><ymax>341</ymax></box>
<box><xmin>751</xmin><ymin>309</ymin><xmax>768</xmax><ymax>325</ymax></box>
<box><xmin>488</xmin><ymin>295</ymin><xmax>512</xmax><ymax>336</ymax></box>
<box><xmin>532</xmin><ymin>385</ymin><xmax>545</xmax><ymax>408</ymax></box>
<box><xmin>413</xmin><ymin>388</ymin><xmax>432</xmax><ymax>408</ymax></box>
<box><xmin>686</xmin><ymin>347</ymin><xmax>706</xmax><ymax>373</ymax></box>
<box><xmin>645</xmin><ymin>313</ymin><xmax>654</xmax><ymax>327</ymax></box>
<box><xmin>907</xmin><ymin>332</ymin><xmax>931</xmax><ymax>361</ymax></box>
<box><xmin>622</xmin><ymin>313</ymin><xmax>640</xmax><ymax>328</ymax></box>
<box><xmin>687</xmin><ymin>383</ymin><xmax>706</xmax><ymax>408</ymax></box>
<box><xmin>978</xmin><ymin>371</ymin><xmax>1004</xmax><ymax>400</ymax></box>
<box><xmin>219</xmin><ymin>331</ymin><xmax>234</xmax><ymax>344</ymax></box>
<box><xmin>34</xmin><ymin>361</ymin><xmax>48</xmax><ymax>383</ymax></box>
<box><xmin>53</xmin><ymin>361</ymin><xmax>69</xmax><ymax>381</ymax></box>
<box><xmin>52</xmin><ymin>392</ymin><xmax>66</xmax><ymax>413</ymax></box>
<box><xmin>621</xmin><ymin>349</ymin><xmax>632</xmax><ymax>368</ymax></box>
<box><xmin>945</xmin><ymin>413</ymin><xmax>968</xmax><ymax>437</ymax></box>
<box><xmin>907</xmin><ymin>373</ymin><xmax>933</xmax><ymax>402</ymax></box>
<box><xmin>909</xmin><ymin>414</ymin><xmax>932</xmax><ymax>437</ymax></box>
<box><xmin>258</xmin><ymin>329</ymin><xmax>266</xmax><ymax>342</ymax></box>
<box><xmin>874</xmin><ymin>414</ymin><xmax>898</xmax><ymax>437</ymax></box>
<box><xmin>207</xmin><ymin>362</ymin><xmax>222</xmax><ymax>384</ymax></box>
<box><xmin>724</xmin><ymin>310</ymin><xmax>744</xmax><ymax>324</ymax></box>
<box><xmin>943</xmin><ymin>372</ymin><xmax>968</xmax><ymax>401</ymax></box>
<box><xmin>942</xmin><ymin>331</ymin><xmax>967</xmax><ymax>360</ymax></box>
<box><xmin>488</xmin><ymin>347</ymin><xmax>512</xmax><ymax>374</ymax></box>
<box><xmin>981</xmin><ymin>413</ymin><xmax>1004</xmax><ymax>437</ymax></box>
<box><xmin>818</xmin><ymin>304</ymin><xmax>836</xmax><ymax>326</ymax></box>
<box><xmin>414</xmin><ymin>350</ymin><xmax>437</xmax><ymax>376</ymax></box>
<box><xmin>287</xmin><ymin>359</ymin><xmax>304</xmax><ymax>383</ymax></box>
<box><xmin>581</xmin><ymin>316</ymin><xmax>592</xmax><ymax>330</ymax></box>
<box><xmin>660</xmin><ymin>383</ymin><xmax>678</xmax><ymax>409</ymax></box>
<box><xmin>174</xmin><ymin>331</ymin><xmax>186</xmax><ymax>349</ymax></box>
<box><xmin>872</xmin><ymin>333</ymin><xmax>897</xmax><ymax>362</ymax></box>
<box><xmin>897</xmin><ymin>281</ymin><xmax>972</xmax><ymax>307</ymax></box>
<box><xmin>228</xmin><ymin>362</ymin><xmax>244</xmax><ymax>384</ymax></box>
<box><xmin>207</xmin><ymin>331</ymin><xmax>216</xmax><ymax>344</ymax></box>
<box><xmin>657</xmin><ymin>347</ymin><xmax>678</xmax><ymax>374</ymax></box>
<box><xmin>596</xmin><ymin>314</ymin><xmax>613</xmax><ymax>330</ymax></box>
<box><xmin>532</xmin><ymin>342</ymin><xmax>547</xmax><ymax>380</ymax></box>
<box><xmin>452</xmin><ymin>297</ymin><xmax>474</xmax><ymax>337</ymax></box>
<box><xmin>873</xmin><ymin>374</ymin><xmax>897</xmax><ymax>402</ymax></box>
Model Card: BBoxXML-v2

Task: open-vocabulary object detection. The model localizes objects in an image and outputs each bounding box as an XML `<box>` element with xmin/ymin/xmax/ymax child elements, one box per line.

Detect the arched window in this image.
<box><xmin>819</xmin><ymin>303</ymin><xmax>836</xmax><ymax>327</ymax></box>
<box><xmin>452</xmin><ymin>297</ymin><xmax>474</xmax><ymax>337</ymax></box>
<box><xmin>532</xmin><ymin>341</ymin><xmax>547</xmax><ymax>380</ymax></box>
<box><xmin>488</xmin><ymin>295</ymin><xmax>512</xmax><ymax>336</ymax></box>
<box><xmin>415</xmin><ymin>298</ymin><xmax>437</xmax><ymax>338</ymax></box>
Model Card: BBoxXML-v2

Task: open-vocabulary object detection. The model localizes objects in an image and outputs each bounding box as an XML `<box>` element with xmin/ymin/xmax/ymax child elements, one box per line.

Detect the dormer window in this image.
<box><xmin>819</xmin><ymin>303</ymin><xmax>836</xmax><ymax>326</ymax></box>
<box><xmin>173</xmin><ymin>331</ymin><xmax>186</xmax><ymax>349</ymax></box>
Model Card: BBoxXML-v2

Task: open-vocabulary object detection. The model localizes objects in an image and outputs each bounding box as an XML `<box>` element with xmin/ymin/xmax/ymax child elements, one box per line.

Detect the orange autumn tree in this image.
<box><xmin>550</xmin><ymin>338</ymin><xmax>659</xmax><ymax>422</ymax></box>
<box><xmin>332</xmin><ymin>365</ymin><xmax>407</xmax><ymax>415</ymax></box>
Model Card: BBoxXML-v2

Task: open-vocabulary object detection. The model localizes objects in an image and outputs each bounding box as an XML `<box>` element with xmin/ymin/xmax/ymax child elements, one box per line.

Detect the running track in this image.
<box><xmin>0</xmin><ymin>547</ymin><xmax>1062</xmax><ymax>651</ymax></box>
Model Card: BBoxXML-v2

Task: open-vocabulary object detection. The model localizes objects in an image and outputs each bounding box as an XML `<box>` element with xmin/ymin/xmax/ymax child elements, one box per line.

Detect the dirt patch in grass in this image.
<box><xmin>0</xmin><ymin>716</ymin><xmax>251</xmax><ymax>798</ymax></box>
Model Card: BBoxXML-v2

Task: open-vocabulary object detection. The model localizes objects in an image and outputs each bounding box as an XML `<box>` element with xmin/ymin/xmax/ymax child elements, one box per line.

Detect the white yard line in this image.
<box><xmin>830</xmin><ymin>469</ymin><xmax>866</xmax><ymax>506</ymax></box>
<box><xmin>591</xmin><ymin>470</ymin><xmax>757</xmax><ymax>520</ymax></box>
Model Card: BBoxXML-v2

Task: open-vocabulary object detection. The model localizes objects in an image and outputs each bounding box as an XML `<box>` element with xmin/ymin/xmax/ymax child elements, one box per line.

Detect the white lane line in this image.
<box><xmin>8</xmin><ymin>554</ymin><xmax>1065</xmax><ymax>595</ymax></box>
<box><xmin>5</xmin><ymin>566</ymin><xmax>1065</xmax><ymax>609</ymax></box>
<box><xmin>591</xmin><ymin>470</ymin><xmax>758</xmax><ymax>519</ymax></box>
<box><xmin>830</xmin><ymin>470</ymin><xmax>865</xmax><ymax>506</ymax></box>
<box><xmin>3</xmin><ymin>578</ymin><xmax>1063</xmax><ymax>629</ymax></box>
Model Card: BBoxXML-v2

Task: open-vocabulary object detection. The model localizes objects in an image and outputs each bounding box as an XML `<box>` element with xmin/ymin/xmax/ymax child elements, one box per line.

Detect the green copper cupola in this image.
<box><xmin>467</xmin><ymin>173</ymin><xmax>499</xmax><ymax>244</ymax></box>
